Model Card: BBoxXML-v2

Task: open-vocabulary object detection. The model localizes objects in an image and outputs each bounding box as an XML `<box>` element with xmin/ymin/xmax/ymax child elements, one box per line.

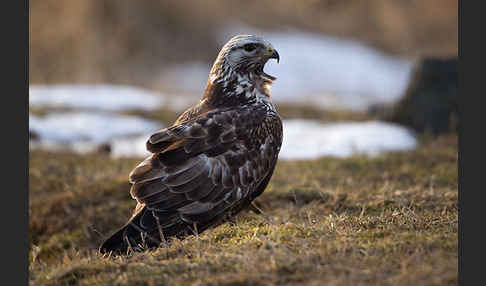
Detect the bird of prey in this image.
<box><xmin>99</xmin><ymin>35</ymin><xmax>282</xmax><ymax>254</ymax></box>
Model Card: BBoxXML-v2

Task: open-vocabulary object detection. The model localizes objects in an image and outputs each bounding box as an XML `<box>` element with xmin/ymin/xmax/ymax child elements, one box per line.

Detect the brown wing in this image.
<box><xmin>128</xmin><ymin>105</ymin><xmax>282</xmax><ymax>229</ymax></box>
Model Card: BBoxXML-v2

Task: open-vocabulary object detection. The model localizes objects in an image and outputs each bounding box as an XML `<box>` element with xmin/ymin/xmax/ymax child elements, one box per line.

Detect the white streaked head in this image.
<box><xmin>210</xmin><ymin>35</ymin><xmax>280</xmax><ymax>80</ymax></box>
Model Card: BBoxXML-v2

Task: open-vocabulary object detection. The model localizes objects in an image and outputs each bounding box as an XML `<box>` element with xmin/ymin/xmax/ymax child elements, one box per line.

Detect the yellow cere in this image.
<box><xmin>264</xmin><ymin>46</ymin><xmax>274</xmax><ymax>57</ymax></box>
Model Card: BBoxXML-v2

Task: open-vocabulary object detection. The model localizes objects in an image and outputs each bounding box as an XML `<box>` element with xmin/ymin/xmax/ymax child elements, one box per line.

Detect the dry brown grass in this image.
<box><xmin>29</xmin><ymin>134</ymin><xmax>457</xmax><ymax>285</ymax></box>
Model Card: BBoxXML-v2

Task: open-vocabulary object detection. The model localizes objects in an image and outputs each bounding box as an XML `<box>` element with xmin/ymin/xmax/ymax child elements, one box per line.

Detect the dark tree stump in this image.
<box><xmin>386</xmin><ymin>57</ymin><xmax>458</xmax><ymax>135</ymax></box>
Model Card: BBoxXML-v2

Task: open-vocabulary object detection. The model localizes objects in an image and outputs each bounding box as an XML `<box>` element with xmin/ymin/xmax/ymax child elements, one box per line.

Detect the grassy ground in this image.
<box><xmin>29</xmin><ymin>132</ymin><xmax>457</xmax><ymax>285</ymax></box>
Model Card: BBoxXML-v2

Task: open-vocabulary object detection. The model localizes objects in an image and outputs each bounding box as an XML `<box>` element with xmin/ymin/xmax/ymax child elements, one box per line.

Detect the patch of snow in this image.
<box><xmin>29</xmin><ymin>84</ymin><xmax>167</xmax><ymax>111</ymax></box>
<box><xmin>109</xmin><ymin>135</ymin><xmax>153</xmax><ymax>158</ymax></box>
<box><xmin>279</xmin><ymin>120</ymin><xmax>417</xmax><ymax>160</ymax></box>
<box><xmin>30</xmin><ymin>112</ymin><xmax>417</xmax><ymax>160</ymax></box>
<box><xmin>29</xmin><ymin>140</ymin><xmax>103</xmax><ymax>155</ymax></box>
<box><xmin>29</xmin><ymin>112</ymin><xmax>161</xmax><ymax>144</ymax></box>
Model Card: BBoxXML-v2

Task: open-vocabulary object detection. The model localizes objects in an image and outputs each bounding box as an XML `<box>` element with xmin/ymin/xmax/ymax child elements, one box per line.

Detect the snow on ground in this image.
<box><xmin>280</xmin><ymin>120</ymin><xmax>417</xmax><ymax>160</ymax></box>
<box><xmin>29</xmin><ymin>112</ymin><xmax>161</xmax><ymax>144</ymax></box>
<box><xmin>159</xmin><ymin>26</ymin><xmax>414</xmax><ymax>110</ymax></box>
<box><xmin>30</xmin><ymin>111</ymin><xmax>417</xmax><ymax>160</ymax></box>
<box><xmin>109</xmin><ymin>135</ymin><xmax>153</xmax><ymax>158</ymax></box>
<box><xmin>29</xmin><ymin>84</ymin><xmax>167</xmax><ymax>111</ymax></box>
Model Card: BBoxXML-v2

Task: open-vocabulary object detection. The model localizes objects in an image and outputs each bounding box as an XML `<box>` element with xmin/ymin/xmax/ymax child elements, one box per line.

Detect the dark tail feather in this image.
<box><xmin>98</xmin><ymin>224</ymin><xmax>132</xmax><ymax>255</ymax></box>
<box><xmin>98</xmin><ymin>204</ymin><xmax>243</xmax><ymax>255</ymax></box>
<box><xmin>99</xmin><ymin>210</ymin><xmax>161</xmax><ymax>255</ymax></box>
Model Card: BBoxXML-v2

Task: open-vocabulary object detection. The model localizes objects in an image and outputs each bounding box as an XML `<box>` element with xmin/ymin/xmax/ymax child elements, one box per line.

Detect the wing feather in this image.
<box><xmin>184</xmin><ymin>179</ymin><xmax>217</xmax><ymax>201</ymax></box>
<box><xmin>168</xmin><ymin>168</ymin><xmax>210</xmax><ymax>194</ymax></box>
<box><xmin>130</xmin><ymin>179</ymin><xmax>167</xmax><ymax>200</ymax></box>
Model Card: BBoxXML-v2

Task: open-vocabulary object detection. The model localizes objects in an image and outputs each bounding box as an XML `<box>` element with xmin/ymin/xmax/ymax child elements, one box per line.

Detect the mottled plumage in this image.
<box><xmin>99</xmin><ymin>35</ymin><xmax>282</xmax><ymax>254</ymax></box>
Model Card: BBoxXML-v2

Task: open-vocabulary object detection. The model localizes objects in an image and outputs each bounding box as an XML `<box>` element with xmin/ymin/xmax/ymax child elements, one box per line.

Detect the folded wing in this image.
<box><xmin>128</xmin><ymin>106</ymin><xmax>282</xmax><ymax>231</ymax></box>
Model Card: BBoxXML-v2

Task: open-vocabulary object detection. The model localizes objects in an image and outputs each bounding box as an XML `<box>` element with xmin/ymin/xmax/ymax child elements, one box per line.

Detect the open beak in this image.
<box><xmin>269</xmin><ymin>49</ymin><xmax>280</xmax><ymax>63</ymax></box>
<box><xmin>259</xmin><ymin>46</ymin><xmax>279</xmax><ymax>81</ymax></box>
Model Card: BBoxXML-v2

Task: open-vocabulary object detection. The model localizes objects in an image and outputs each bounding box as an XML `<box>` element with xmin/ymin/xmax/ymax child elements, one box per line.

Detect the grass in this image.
<box><xmin>275</xmin><ymin>103</ymin><xmax>375</xmax><ymax>122</ymax></box>
<box><xmin>29</xmin><ymin>133</ymin><xmax>457</xmax><ymax>285</ymax></box>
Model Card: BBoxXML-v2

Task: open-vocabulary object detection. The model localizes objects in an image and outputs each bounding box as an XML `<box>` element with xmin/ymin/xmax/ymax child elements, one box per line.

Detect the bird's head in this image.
<box><xmin>209</xmin><ymin>35</ymin><xmax>280</xmax><ymax>83</ymax></box>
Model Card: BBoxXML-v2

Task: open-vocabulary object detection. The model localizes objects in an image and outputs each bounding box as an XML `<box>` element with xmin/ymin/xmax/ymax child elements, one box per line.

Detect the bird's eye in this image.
<box><xmin>243</xmin><ymin>44</ymin><xmax>257</xmax><ymax>52</ymax></box>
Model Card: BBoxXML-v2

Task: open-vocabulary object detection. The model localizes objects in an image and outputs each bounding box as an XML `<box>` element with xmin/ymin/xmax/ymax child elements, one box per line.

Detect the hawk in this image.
<box><xmin>99</xmin><ymin>35</ymin><xmax>282</xmax><ymax>254</ymax></box>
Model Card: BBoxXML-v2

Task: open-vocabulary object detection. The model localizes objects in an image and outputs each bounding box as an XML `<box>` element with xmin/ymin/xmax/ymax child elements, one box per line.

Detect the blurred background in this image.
<box><xmin>29</xmin><ymin>0</ymin><xmax>458</xmax><ymax>160</ymax></box>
